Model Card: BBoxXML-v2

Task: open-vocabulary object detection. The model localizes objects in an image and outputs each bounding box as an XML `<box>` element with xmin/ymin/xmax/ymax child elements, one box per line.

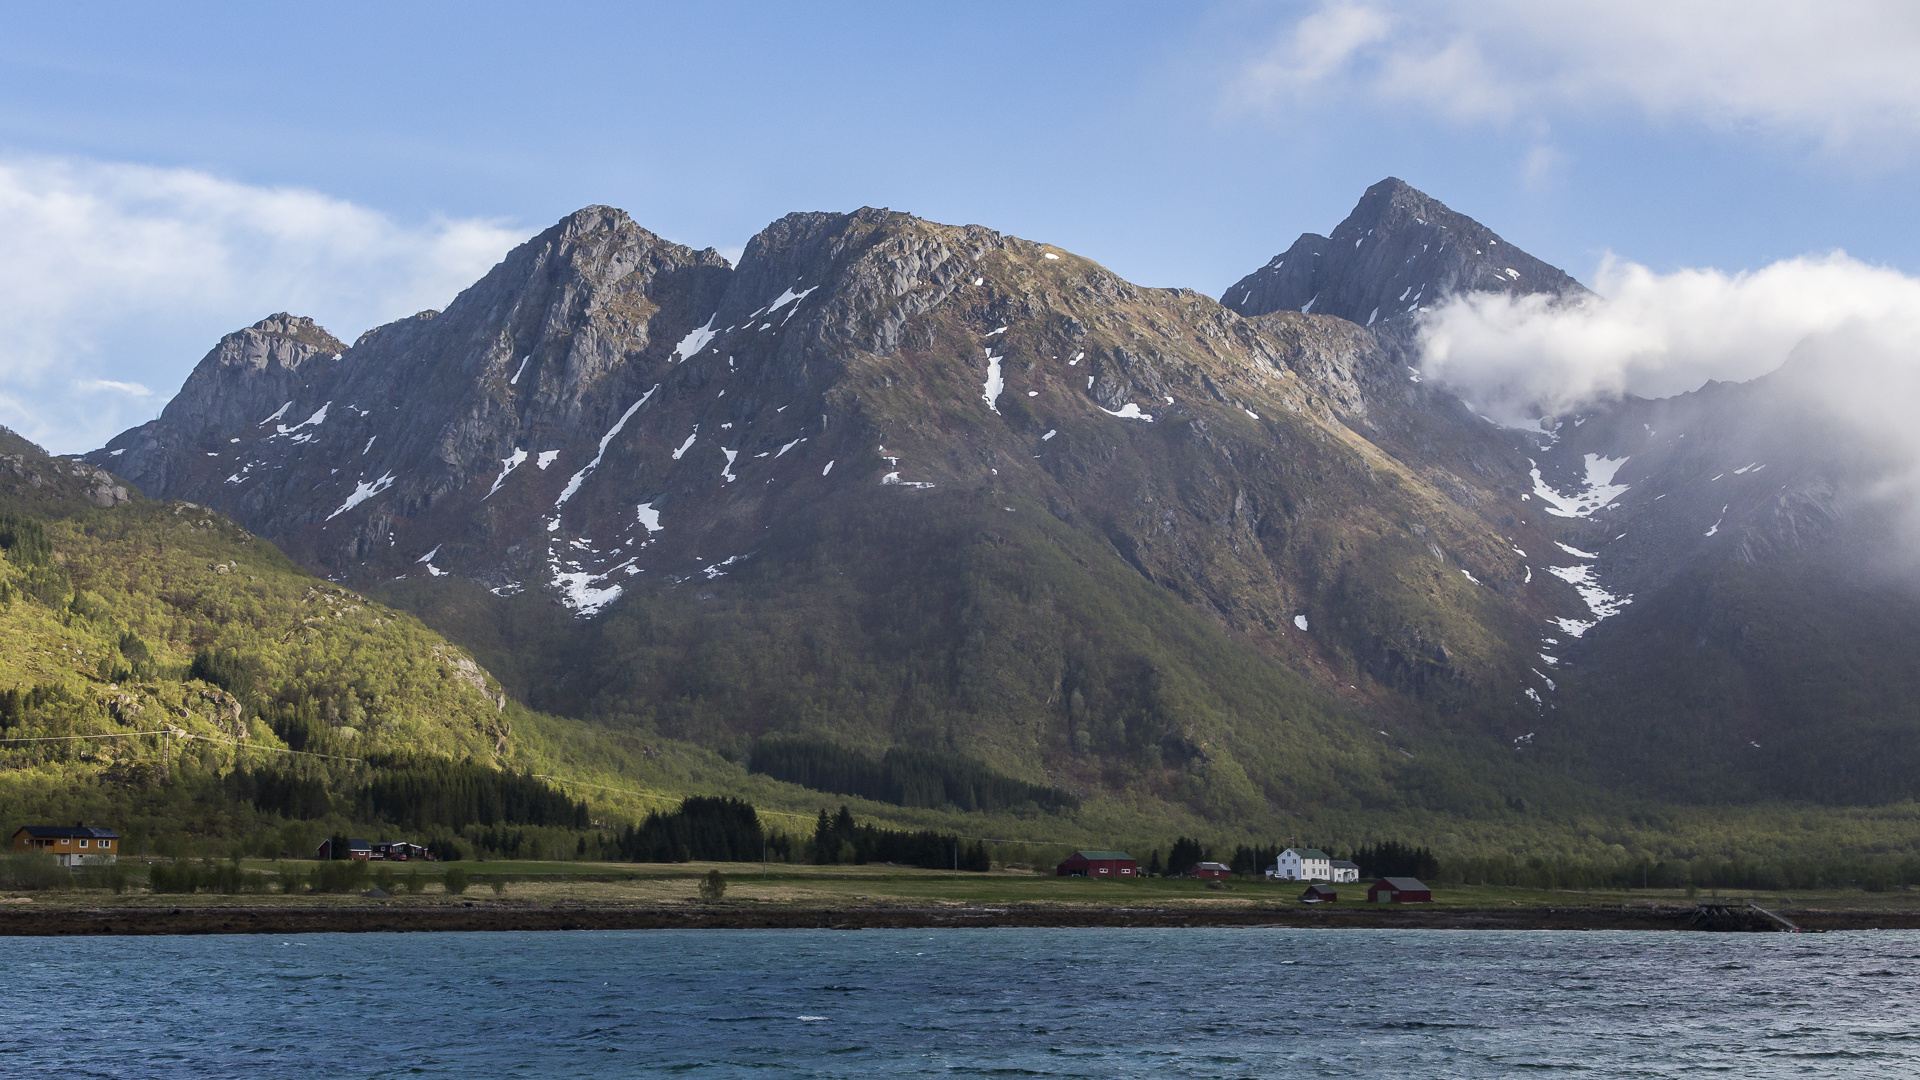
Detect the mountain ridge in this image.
<box><xmin>78</xmin><ymin>178</ymin><xmax>1920</xmax><ymax>822</ymax></box>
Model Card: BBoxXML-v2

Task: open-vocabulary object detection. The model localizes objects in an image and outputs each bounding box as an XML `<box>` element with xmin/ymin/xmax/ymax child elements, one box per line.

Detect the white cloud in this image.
<box><xmin>1419</xmin><ymin>251</ymin><xmax>1920</xmax><ymax>552</ymax></box>
<box><xmin>0</xmin><ymin>156</ymin><xmax>523</xmax><ymax>453</ymax></box>
<box><xmin>75</xmin><ymin>379</ymin><xmax>152</xmax><ymax>396</ymax></box>
<box><xmin>1230</xmin><ymin>1</ymin><xmax>1920</xmax><ymax>149</ymax></box>
<box><xmin>1229</xmin><ymin>2</ymin><xmax>1390</xmax><ymax>106</ymax></box>
<box><xmin>1416</xmin><ymin>251</ymin><xmax>1920</xmax><ymax>425</ymax></box>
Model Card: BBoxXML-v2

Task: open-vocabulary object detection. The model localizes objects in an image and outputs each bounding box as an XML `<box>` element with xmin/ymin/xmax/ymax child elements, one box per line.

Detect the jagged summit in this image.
<box><xmin>1222</xmin><ymin>177</ymin><xmax>1586</xmax><ymax>326</ymax></box>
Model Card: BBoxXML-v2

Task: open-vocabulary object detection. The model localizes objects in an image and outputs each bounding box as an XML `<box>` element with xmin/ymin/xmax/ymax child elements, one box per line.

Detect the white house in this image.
<box><xmin>1269</xmin><ymin>847</ymin><xmax>1332</xmax><ymax>881</ymax></box>
<box><xmin>1330</xmin><ymin>859</ymin><xmax>1361</xmax><ymax>883</ymax></box>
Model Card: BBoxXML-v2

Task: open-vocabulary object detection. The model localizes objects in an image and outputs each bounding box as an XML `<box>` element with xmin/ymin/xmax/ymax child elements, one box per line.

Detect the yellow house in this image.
<box><xmin>11</xmin><ymin>824</ymin><xmax>119</xmax><ymax>866</ymax></box>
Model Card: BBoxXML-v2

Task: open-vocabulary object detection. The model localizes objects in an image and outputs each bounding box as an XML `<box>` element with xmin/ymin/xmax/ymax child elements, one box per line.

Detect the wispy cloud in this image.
<box><xmin>0</xmin><ymin>156</ymin><xmax>523</xmax><ymax>453</ymax></box>
<box><xmin>75</xmin><ymin>378</ymin><xmax>152</xmax><ymax>396</ymax></box>
<box><xmin>1228</xmin><ymin>1</ymin><xmax>1920</xmax><ymax>151</ymax></box>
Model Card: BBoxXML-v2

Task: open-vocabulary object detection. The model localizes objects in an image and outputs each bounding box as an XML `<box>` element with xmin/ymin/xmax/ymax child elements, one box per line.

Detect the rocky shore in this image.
<box><xmin>4</xmin><ymin>902</ymin><xmax>1912</xmax><ymax>936</ymax></box>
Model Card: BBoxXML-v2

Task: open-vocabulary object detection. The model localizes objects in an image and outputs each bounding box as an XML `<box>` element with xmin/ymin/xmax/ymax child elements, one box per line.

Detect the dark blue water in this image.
<box><xmin>4</xmin><ymin>928</ymin><xmax>1917</xmax><ymax>1077</ymax></box>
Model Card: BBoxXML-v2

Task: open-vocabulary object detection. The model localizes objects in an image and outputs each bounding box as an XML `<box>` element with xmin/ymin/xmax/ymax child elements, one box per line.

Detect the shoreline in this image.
<box><xmin>4</xmin><ymin>902</ymin><xmax>1915</xmax><ymax>936</ymax></box>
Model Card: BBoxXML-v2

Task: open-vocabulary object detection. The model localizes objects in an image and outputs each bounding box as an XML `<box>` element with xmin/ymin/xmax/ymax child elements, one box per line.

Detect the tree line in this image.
<box><xmin>608</xmin><ymin>796</ymin><xmax>989</xmax><ymax>871</ymax></box>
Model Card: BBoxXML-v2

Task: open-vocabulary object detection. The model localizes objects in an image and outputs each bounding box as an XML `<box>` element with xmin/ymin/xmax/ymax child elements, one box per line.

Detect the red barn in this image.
<box><xmin>1300</xmin><ymin>883</ymin><xmax>1338</xmax><ymax>903</ymax></box>
<box><xmin>1368</xmin><ymin>877</ymin><xmax>1433</xmax><ymax>903</ymax></box>
<box><xmin>1190</xmin><ymin>861</ymin><xmax>1231</xmax><ymax>880</ymax></box>
<box><xmin>1057</xmin><ymin>850</ymin><xmax>1137</xmax><ymax>877</ymax></box>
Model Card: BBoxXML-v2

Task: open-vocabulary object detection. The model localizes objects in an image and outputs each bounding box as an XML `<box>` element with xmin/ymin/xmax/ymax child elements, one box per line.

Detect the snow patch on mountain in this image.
<box><xmin>673</xmin><ymin>316</ymin><xmax>718</xmax><ymax>362</ymax></box>
<box><xmin>485</xmin><ymin>448</ymin><xmax>529</xmax><ymax>499</ymax></box>
<box><xmin>1531</xmin><ymin>454</ymin><xmax>1630</xmax><ymax>518</ymax></box>
<box><xmin>983</xmin><ymin>357</ymin><xmax>1004</xmax><ymax>414</ymax></box>
<box><xmin>557</xmin><ymin>385</ymin><xmax>657</xmax><ymax>507</ymax></box>
<box><xmin>326</xmin><ymin>471</ymin><xmax>396</xmax><ymax>521</ymax></box>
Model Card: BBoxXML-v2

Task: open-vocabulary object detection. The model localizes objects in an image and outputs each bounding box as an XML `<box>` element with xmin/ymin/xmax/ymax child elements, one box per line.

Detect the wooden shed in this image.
<box><xmin>1190</xmin><ymin>861</ymin><xmax>1232</xmax><ymax>880</ymax></box>
<box><xmin>1368</xmin><ymin>876</ymin><xmax>1433</xmax><ymax>903</ymax></box>
<box><xmin>1057</xmin><ymin>850</ymin><xmax>1137</xmax><ymax>877</ymax></box>
<box><xmin>1300</xmin><ymin>883</ymin><xmax>1338</xmax><ymax>903</ymax></box>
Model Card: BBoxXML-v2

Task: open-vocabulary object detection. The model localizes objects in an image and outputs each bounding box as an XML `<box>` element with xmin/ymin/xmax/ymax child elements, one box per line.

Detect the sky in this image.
<box><xmin>3</xmin><ymin>1</ymin><xmax>1920</xmax><ymax>452</ymax></box>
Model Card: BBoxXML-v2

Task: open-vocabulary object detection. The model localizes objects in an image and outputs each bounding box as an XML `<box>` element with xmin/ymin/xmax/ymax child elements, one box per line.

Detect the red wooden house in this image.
<box><xmin>1057</xmin><ymin>850</ymin><xmax>1137</xmax><ymax>877</ymax></box>
<box><xmin>1368</xmin><ymin>877</ymin><xmax>1433</xmax><ymax>903</ymax></box>
<box><xmin>1190</xmin><ymin>861</ymin><xmax>1231</xmax><ymax>880</ymax></box>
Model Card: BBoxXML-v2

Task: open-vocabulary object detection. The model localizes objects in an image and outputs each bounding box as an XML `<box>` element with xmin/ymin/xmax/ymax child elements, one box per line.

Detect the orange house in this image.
<box><xmin>11</xmin><ymin>824</ymin><xmax>120</xmax><ymax>867</ymax></box>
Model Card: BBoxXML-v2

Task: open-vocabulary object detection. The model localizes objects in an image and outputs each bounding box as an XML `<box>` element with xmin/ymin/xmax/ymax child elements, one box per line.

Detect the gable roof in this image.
<box><xmin>1069</xmin><ymin>850</ymin><xmax>1134</xmax><ymax>861</ymax></box>
<box><xmin>15</xmin><ymin>825</ymin><xmax>118</xmax><ymax>839</ymax></box>
<box><xmin>1194</xmin><ymin>861</ymin><xmax>1231</xmax><ymax>871</ymax></box>
<box><xmin>1283</xmin><ymin>848</ymin><xmax>1329</xmax><ymax>860</ymax></box>
<box><xmin>1330</xmin><ymin>860</ymin><xmax>1359</xmax><ymax>869</ymax></box>
<box><xmin>1376</xmin><ymin>876</ymin><xmax>1430</xmax><ymax>890</ymax></box>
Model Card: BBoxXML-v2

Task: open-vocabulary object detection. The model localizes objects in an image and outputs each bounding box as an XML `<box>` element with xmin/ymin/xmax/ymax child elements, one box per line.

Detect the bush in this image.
<box><xmin>0</xmin><ymin>853</ymin><xmax>73</xmax><ymax>891</ymax></box>
<box><xmin>372</xmin><ymin>866</ymin><xmax>397</xmax><ymax>893</ymax></box>
<box><xmin>308</xmin><ymin>860</ymin><xmax>369</xmax><ymax>894</ymax></box>
<box><xmin>698</xmin><ymin>869</ymin><xmax>727</xmax><ymax>904</ymax></box>
<box><xmin>488</xmin><ymin>874</ymin><xmax>506</xmax><ymax>896</ymax></box>
<box><xmin>405</xmin><ymin>870</ymin><xmax>425</xmax><ymax>895</ymax></box>
<box><xmin>149</xmin><ymin>861</ymin><xmax>202</xmax><ymax>894</ymax></box>
<box><xmin>443</xmin><ymin>867</ymin><xmax>469</xmax><ymax>895</ymax></box>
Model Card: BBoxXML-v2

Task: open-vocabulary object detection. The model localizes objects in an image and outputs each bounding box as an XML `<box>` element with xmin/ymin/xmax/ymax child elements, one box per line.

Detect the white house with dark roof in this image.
<box><xmin>1330</xmin><ymin>859</ymin><xmax>1361</xmax><ymax>883</ymax></box>
<box><xmin>1269</xmin><ymin>848</ymin><xmax>1332</xmax><ymax>881</ymax></box>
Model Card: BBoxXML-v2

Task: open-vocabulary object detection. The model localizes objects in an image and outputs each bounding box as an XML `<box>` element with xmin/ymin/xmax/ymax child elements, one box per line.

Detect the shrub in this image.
<box><xmin>372</xmin><ymin>866</ymin><xmax>397</xmax><ymax>894</ymax></box>
<box><xmin>698</xmin><ymin>869</ymin><xmax>727</xmax><ymax>904</ymax></box>
<box><xmin>405</xmin><ymin>870</ymin><xmax>425</xmax><ymax>895</ymax></box>
<box><xmin>443</xmin><ymin>867</ymin><xmax>469</xmax><ymax>895</ymax></box>
<box><xmin>307</xmin><ymin>860</ymin><xmax>369</xmax><ymax>894</ymax></box>
<box><xmin>0</xmin><ymin>853</ymin><xmax>73</xmax><ymax>891</ymax></box>
<box><xmin>488</xmin><ymin>874</ymin><xmax>506</xmax><ymax>896</ymax></box>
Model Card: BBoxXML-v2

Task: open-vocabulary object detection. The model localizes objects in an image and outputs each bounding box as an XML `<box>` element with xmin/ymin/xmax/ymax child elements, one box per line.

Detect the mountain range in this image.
<box><xmin>79</xmin><ymin>177</ymin><xmax>1920</xmax><ymax>827</ymax></box>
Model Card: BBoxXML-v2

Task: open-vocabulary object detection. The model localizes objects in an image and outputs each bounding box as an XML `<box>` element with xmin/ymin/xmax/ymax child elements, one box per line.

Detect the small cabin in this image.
<box><xmin>1368</xmin><ymin>876</ymin><xmax>1433</xmax><ymax>903</ymax></box>
<box><xmin>1190</xmin><ymin>861</ymin><xmax>1232</xmax><ymax>880</ymax></box>
<box><xmin>1057</xmin><ymin>850</ymin><xmax>1137</xmax><ymax>877</ymax></box>
<box><xmin>11</xmin><ymin>824</ymin><xmax>119</xmax><ymax>867</ymax></box>
<box><xmin>1329</xmin><ymin>860</ymin><xmax>1361</xmax><ymax>883</ymax></box>
<box><xmin>1300</xmin><ymin>883</ymin><xmax>1338</xmax><ymax>904</ymax></box>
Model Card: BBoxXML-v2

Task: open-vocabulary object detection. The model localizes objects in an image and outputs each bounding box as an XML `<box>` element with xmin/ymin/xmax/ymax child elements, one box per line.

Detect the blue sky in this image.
<box><xmin>3</xmin><ymin>1</ymin><xmax>1918</xmax><ymax>452</ymax></box>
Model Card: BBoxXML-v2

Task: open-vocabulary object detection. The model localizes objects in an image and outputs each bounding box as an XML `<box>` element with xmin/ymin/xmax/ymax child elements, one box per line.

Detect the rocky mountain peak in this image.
<box><xmin>1222</xmin><ymin>177</ymin><xmax>1586</xmax><ymax>326</ymax></box>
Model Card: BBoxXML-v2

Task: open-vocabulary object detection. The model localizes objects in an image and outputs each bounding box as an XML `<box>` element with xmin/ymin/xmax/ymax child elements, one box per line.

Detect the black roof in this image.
<box><xmin>15</xmin><ymin>825</ymin><xmax>118</xmax><ymax>839</ymax></box>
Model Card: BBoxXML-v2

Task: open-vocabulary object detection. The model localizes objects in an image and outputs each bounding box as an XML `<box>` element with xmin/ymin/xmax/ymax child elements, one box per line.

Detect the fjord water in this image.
<box><xmin>6</xmin><ymin>928</ymin><xmax>1914</xmax><ymax>1077</ymax></box>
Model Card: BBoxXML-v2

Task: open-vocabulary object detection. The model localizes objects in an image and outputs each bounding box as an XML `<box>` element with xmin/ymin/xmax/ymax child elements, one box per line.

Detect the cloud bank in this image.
<box><xmin>1416</xmin><ymin>252</ymin><xmax>1920</xmax><ymax>425</ymax></box>
<box><xmin>0</xmin><ymin>157</ymin><xmax>523</xmax><ymax>453</ymax></box>
<box><xmin>1231</xmin><ymin>1</ymin><xmax>1920</xmax><ymax>150</ymax></box>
